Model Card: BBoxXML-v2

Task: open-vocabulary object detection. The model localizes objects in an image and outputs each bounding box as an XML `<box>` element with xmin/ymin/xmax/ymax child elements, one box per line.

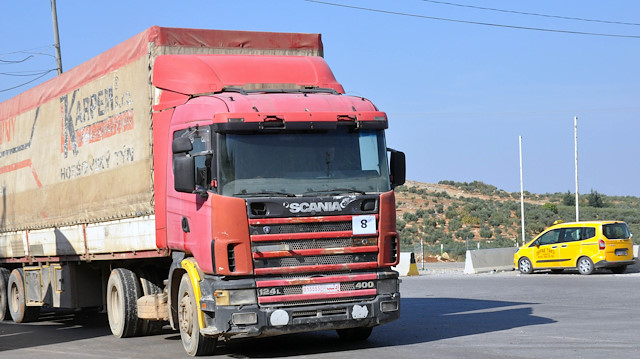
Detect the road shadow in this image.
<box><xmin>0</xmin><ymin>312</ymin><xmax>113</xmax><ymax>352</ymax></box>
<box><xmin>214</xmin><ymin>296</ymin><xmax>554</xmax><ymax>358</ymax></box>
<box><xmin>0</xmin><ymin>297</ymin><xmax>554</xmax><ymax>356</ymax></box>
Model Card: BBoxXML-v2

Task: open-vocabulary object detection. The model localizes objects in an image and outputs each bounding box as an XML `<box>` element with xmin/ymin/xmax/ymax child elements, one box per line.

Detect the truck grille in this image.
<box><xmin>249</xmin><ymin>215</ymin><xmax>380</xmax><ymax>305</ymax></box>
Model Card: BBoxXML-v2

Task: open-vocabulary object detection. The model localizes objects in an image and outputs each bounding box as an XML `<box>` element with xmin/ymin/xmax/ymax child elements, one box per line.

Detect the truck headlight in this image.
<box><xmin>214</xmin><ymin>289</ymin><xmax>257</xmax><ymax>306</ymax></box>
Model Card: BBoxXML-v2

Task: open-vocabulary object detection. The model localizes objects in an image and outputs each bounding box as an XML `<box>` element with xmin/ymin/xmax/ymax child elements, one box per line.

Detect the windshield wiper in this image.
<box><xmin>303</xmin><ymin>188</ymin><xmax>367</xmax><ymax>196</ymax></box>
<box><xmin>234</xmin><ymin>191</ymin><xmax>296</xmax><ymax>197</ymax></box>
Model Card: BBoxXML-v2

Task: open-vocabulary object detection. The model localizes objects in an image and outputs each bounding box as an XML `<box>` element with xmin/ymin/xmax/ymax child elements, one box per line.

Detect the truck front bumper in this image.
<box><xmin>199</xmin><ymin>292</ymin><xmax>400</xmax><ymax>339</ymax></box>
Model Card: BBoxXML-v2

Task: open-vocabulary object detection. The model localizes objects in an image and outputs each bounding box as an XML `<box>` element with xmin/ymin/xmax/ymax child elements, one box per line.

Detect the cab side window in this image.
<box><xmin>537</xmin><ymin>229</ymin><xmax>561</xmax><ymax>245</ymax></box>
<box><xmin>581</xmin><ymin>227</ymin><xmax>596</xmax><ymax>240</ymax></box>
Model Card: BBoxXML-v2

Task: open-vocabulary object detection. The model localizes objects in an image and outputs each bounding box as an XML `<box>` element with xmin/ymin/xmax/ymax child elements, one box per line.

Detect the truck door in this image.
<box><xmin>166</xmin><ymin>126</ymin><xmax>213</xmax><ymax>255</ymax></box>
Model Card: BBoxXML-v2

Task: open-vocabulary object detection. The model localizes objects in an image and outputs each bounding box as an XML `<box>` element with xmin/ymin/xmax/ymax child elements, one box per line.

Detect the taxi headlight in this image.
<box><xmin>214</xmin><ymin>289</ymin><xmax>257</xmax><ymax>306</ymax></box>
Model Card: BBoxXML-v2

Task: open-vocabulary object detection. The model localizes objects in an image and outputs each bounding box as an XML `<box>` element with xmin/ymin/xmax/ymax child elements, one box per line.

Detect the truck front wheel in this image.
<box><xmin>177</xmin><ymin>273</ymin><xmax>216</xmax><ymax>356</ymax></box>
<box><xmin>107</xmin><ymin>268</ymin><xmax>141</xmax><ymax>338</ymax></box>
<box><xmin>7</xmin><ymin>268</ymin><xmax>40</xmax><ymax>323</ymax></box>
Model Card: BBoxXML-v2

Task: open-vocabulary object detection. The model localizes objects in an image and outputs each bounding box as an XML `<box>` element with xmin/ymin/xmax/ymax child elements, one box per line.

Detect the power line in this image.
<box><xmin>0</xmin><ymin>69</ymin><xmax>58</xmax><ymax>77</ymax></box>
<box><xmin>420</xmin><ymin>0</ymin><xmax>640</xmax><ymax>26</ymax></box>
<box><xmin>0</xmin><ymin>69</ymin><xmax>57</xmax><ymax>93</ymax></box>
<box><xmin>0</xmin><ymin>45</ymin><xmax>55</xmax><ymax>57</ymax></box>
<box><xmin>0</xmin><ymin>56</ymin><xmax>35</xmax><ymax>64</ymax></box>
<box><xmin>305</xmin><ymin>1</ymin><xmax>640</xmax><ymax>39</ymax></box>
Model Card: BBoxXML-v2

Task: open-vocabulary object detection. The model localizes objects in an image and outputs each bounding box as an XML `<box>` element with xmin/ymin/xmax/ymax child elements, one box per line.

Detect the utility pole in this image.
<box><xmin>51</xmin><ymin>0</ymin><xmax>63</xmax><ymax>74</ymax></box>
<box><xmin>574</xmin><ymin>117</ymin><xmax>579</xmax><ymax>221</ymax></box>
<box><xmin>519</xmin><ymin>136</ymin><xmax>525</xmax><ymax>246</ymax></box>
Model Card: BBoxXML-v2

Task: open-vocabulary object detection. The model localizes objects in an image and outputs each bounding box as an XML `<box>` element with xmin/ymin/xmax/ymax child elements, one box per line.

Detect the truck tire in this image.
<box><xmin>0</xmin><ymin>267</ymin><xmax>10</xmax><ymax>321</ymax></box>
<box><xmin>136</xmin><ymin>267</ymin><xmax>165</xmax><ymax>336</ymax></box>
<box><xmin>7</xmin><ymin>269</ymin><xmax>40</xmax><ymax>323</ymax></box>
<box><xmin>178</xmin><ymin>273</ymin><xmax>217</xmax><ymax>356</ymax></box>
<box><xmin>336</xmin><ymin>326</ymin><xmax>373</xmax><ymax>341</ymax></box>
<box><xmin>107</xmin><ymin>268</ymin><xmax>141</xmax><ymax>338</ymax></box>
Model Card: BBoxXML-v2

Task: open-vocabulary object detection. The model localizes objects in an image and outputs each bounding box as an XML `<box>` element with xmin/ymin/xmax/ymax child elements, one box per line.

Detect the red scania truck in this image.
<box><xmin>0</xmin><ymin>26</ymin><xmax>405</xmax><ymax>356</ymax></box>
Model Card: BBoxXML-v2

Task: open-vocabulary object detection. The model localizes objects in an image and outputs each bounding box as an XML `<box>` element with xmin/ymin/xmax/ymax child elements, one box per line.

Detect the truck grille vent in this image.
<box><xmin>280</xmin><ymin>254</ymin><xmax>352</xmax><ymax>267</ymax></box>
<box><xmin>291</xmin><ymin>308</ymin><xmax>348</xmax><ymax>318</ymax></box>
<box><xmin>228</xmin><ymin>245</ymin><xmax>236</xmax><ymax>272</ymax></box>
<box><xmin>390</xmin><ymin>236</ymin><xmax>398</xmax><ymax>262</ymax></box>
<box><xmin>277</xmin><ymin>271</ymin><xmax>352</xmax><ymax>279</ymax></box>
<box><xmin>250</xmin><ymin>221</ymin><xmax>351</xmax><ymax>235</ymax></box>
<box><xmin>253</xmin><ymin>238</ymin><xmax>354</xmax><ymax>253</ymax></box>
<box><xmin>264</xmin><ymin>296</ymin><xmax>375</xmax><ymax>308</ymax></box>
<box><xmin>254</xmin><ymin>253</ymin><xmax>377</xmax><ymax>270</ymax></box>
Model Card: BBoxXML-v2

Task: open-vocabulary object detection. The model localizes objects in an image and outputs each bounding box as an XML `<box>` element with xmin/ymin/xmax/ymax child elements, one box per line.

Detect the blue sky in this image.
<box><xmin>1</xmin><ymin>1</ymin><xmax>639</xmax><ymax>196</ymax></box>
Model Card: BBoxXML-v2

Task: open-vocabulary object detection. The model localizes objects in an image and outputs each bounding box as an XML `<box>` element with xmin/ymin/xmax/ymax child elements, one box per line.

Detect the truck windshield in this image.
<box><xmin>217</xmin><ymin>127</ymin><xmax>390</xmax><ymax>197</ymax></box>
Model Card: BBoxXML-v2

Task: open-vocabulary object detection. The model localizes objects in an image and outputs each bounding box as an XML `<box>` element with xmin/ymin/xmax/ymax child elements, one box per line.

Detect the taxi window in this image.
<box><xmin>581</xmin><ymin>227</ymin><xmax>596</xmax><ymax>240</ymax></box>
<box><xmin>561</xmin><ymin>228</ymin><xmax>581</xmax><ymax>242</ymax></box>
<box><xmin>602</xmin><ymin>223</ymin><xmax>630</xmax><ymax>239</ymax></box>
<box><xmin>537</xmin><ymin>229</ymin><xmax>561</xmax><ymax>245</ymax></box>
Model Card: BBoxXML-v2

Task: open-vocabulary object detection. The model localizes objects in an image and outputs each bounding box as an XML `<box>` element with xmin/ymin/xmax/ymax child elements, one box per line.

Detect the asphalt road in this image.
<box><xmin>1</xmin><ymin>266</ymin><xmax>639</xmax><ymax>358</ymax></box>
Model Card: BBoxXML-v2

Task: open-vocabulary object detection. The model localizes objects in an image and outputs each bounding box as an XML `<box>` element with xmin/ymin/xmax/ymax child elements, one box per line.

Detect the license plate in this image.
<box><xmin>302</xmin><ymin>283</ymin><xmax>340</xmax><ymax>295</ymax></box>
<box><xmin>615</xmin><ymin>249</ymin><xmax>628</xmax><ymax>256</ymax></box>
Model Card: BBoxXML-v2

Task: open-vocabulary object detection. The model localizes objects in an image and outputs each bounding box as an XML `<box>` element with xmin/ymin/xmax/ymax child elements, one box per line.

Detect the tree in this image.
<box><xmin>562</xmin><ymin>191</ymin><xmax>575</xmax><ymax>206</ymax></box>
<box><xmin>543</xmin><ymin>202</ymin><xmax>558</xmax><ymax>214</ymax></box>
<box><xmin>587</xmin><ymin>189</ymin><xmax>604</xmax><ymax>208</ymax></box>
<box><xmin>479</xmin><ymin>227</ymin><xmax>493</xmax><ymax>239</ymax></box>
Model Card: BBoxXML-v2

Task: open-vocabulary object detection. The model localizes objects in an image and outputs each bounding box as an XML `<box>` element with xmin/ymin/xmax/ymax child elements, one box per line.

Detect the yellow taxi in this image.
<box><xmin>514</xmin><ymin>220</ymin><xmax>636</xmax><ymax>275</ymax></box>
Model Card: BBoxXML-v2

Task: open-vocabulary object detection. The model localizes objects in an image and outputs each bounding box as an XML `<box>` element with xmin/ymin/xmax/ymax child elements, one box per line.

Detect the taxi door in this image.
<box><xmin>532</xmin><ymin>229</ymin><xmax>562</xmax><ymax>268</ymax></box>
<box><xmin>557</xmin><ymin>227</ymin><xmax>582</xmax><ymax>268</ymax></box>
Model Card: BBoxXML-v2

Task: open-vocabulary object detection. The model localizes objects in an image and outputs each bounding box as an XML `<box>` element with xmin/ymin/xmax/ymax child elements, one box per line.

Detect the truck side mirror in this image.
<box><xmin>174</xmin><ymin>156</ymin><xmax>196</xmax><ymax>193</ymax></box>
<box><xmin>388</xmin><ymin>148</ymin><xmax>406</xmax><ymax>188</ymax></box>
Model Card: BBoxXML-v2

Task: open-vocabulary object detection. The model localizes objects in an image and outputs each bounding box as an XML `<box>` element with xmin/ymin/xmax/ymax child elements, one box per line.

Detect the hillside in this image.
<box><xmin>395</xmin><ymin>180</ymin><xmax>640</xmax><ymax>260</ymax></box>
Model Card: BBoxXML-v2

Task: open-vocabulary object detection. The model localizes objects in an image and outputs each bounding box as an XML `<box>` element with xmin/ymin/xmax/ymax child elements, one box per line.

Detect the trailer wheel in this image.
<box><xmin>7</xmin><ymin>269</ymin><xmax>40</xmax><ymax>323</ymax></box>
<box><xmin>336</xmin><ymin>326</ymin><xmax>373</xmax><ymax>341</ymax></box>
<box><xmin>136</xmin><ymin>268</ymin><xmax>165</xmax><ymax>336</ymax></box>
<box><xmin>0</xmin><ymin>267</ymin><xmax>10</xmax><ymax>321</ymax></box>
<box><xmin>178</xmin><ymin>273</ymin><xmax>216</xmax><ymax>356</ymax></box>
<box><xmin>107</xmin><ymin>268</ymin><xmax>141</xmax><ymax>338</ymax></box>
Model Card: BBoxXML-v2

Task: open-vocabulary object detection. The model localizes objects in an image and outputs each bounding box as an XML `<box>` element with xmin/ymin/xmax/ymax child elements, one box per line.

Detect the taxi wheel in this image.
<box><xmin>577</xmin><ymin>257</ymin><xmax>594</xmax><ymax>275</ymax></box>
<box><xmin>518</xmin><ymin>257</ymin><xmax>533</xmax><ymax>274</ymax></box>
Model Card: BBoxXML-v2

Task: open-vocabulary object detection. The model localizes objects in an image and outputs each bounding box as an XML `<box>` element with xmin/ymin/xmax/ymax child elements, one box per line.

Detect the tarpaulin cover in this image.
<box><xmin>0</xmin><ymin>26</ymin><xmax>322</xmax><ymax>232</ymax></box>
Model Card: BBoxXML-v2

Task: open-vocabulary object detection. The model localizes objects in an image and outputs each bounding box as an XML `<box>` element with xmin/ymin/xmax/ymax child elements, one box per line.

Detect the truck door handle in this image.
<box><xmin>561</xmin><ymin>244</ymin><xmax>568</xmax><ymax>248</ymax></box>
<box><xmin>182</xmin><ymin>217</ymin><xmax>190</xmax><ymax>233</ymax></box>
<box><xmin>551</xmin><ymin>245</ymin><xmax>558</xmax><ymax>249</ymax></box>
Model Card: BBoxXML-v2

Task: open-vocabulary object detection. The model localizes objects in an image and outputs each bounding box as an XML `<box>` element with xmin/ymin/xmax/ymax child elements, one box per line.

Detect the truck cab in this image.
<box><xmin>153</xmin><ymin>54</ymin><xmax>405</xmax><ymax>355</ymax></box>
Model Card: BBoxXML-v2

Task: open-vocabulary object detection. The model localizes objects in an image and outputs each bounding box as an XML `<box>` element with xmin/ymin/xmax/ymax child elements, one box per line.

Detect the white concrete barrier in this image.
<box><xmin>634</xmin><ymin>245</ymin><xmax>639</xmax><ymax>258</ymax></box>
<box><xmin>464</xmin><ymin>247</ymin><xmax>518</xmax><ymax>274</ymax></box>
<box><xmin>393</xmin><ymin>252</ymin><xmax>411</xmax><ymax>276</ymax></box>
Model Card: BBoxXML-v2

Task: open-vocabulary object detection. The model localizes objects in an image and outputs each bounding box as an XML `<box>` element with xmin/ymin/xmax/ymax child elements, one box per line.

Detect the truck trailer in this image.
<box><xmin>0</xmin><ymin>26</ymin><xmax>405</xmax><ymax>356</ymax></box>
